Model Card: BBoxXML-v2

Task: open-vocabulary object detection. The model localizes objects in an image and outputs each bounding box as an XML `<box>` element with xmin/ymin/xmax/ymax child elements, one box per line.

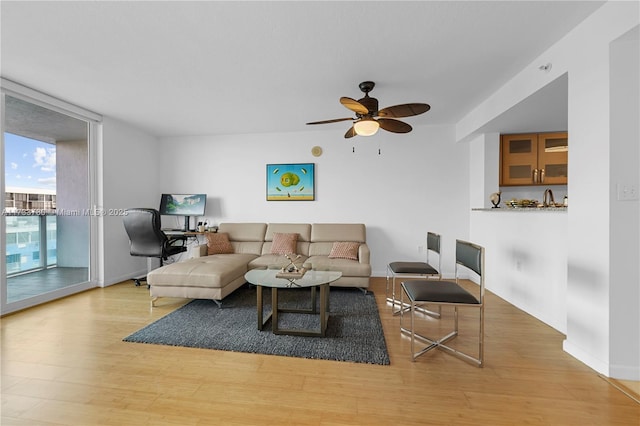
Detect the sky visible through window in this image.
<box><xmin>4</xmin><ymin>133</ymin><xmax>56</xmax><ymax>191</ymax></box>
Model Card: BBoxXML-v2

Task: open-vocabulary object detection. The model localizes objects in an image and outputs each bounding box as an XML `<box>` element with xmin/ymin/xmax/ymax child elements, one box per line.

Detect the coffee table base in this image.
<box><xmin>256</xmin><ymin>283</ymin><xmax>330</xmax><ymax>337</ymax></box>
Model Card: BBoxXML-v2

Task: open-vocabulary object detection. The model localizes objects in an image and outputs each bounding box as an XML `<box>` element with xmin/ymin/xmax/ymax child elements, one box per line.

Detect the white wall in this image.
<box><xmin>471</xmin><ymin>210</ymin><xmax>568</xmax><ymax>333</ymax></box>
<box><xmin>159</xmin><ymin>125</ymin><xmax>469</xmax><ymax>277</ymax></box>
<box><xmin>609</xmin><ymin>27</ymin><xmax>640</xmax><ymax>380</ymax></box>
<box><xmin>101</xmin><ymin>117</ymin><xmax>160</xmax><ymax>285</ymax></box>
<box><xmin>459</xmin><ymin>2</ymin><xmax>639</xmax><ymax>379</ymax></box>
<box><xmin>468</xmin><ymin>133</ymin><xmax>500</xmax><ymax>208</ymax></box>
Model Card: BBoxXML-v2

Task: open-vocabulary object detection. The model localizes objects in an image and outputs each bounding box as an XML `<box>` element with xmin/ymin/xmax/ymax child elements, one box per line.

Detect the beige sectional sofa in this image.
<box><xmin>147</xmin><ymin>222</ymin><xmax>371</xmax><ymax>305</ymax></box>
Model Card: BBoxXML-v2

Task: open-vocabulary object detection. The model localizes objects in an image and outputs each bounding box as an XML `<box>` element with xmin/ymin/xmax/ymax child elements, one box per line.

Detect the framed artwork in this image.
<box><xmin>266</xmin><ymin>163</ymin><xmax>315</xmax><ymax>201</ymax></box>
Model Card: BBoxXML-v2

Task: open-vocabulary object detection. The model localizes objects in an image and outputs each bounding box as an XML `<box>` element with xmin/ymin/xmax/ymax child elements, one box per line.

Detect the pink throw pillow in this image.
<box><xmin>206</xmin><ymin>232</ymin><xmax>234</xmax><ymax>255</ymax></box>
<box><xmin>270</xmin><ymin>233</ymin><xmax>298</xmax><ymax>255</ymax></box>
<box><xmin>328</xmin><ymin>241</ymin><xmax>359</xmax><ymax>260</ymax></box>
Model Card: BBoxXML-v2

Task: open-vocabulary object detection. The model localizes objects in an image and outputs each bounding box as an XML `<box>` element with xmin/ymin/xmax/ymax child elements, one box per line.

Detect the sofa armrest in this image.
<box><xmin>192</xmin><ymin>244</ymin><xmax>208</xmax><ymax>258</ymax></box>
<box><xmin>358</xmin><ymin>243</ymin><xmax>370</xmax><ymax>264</ymax></box>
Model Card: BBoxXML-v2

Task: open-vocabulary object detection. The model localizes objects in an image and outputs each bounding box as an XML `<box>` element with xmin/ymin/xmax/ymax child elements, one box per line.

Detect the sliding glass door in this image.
<box><xmin>1</xmin><ymin>82</ymin><xmax>101</xmax><ymax>314</ymax></box>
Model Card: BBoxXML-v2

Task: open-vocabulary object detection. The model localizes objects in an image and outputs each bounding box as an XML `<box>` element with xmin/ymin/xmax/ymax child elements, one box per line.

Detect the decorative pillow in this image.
<box><xmin>270</xmin><ymin>233</ymin><xmax>298</xmax><ymax>255</ymax></box>
<box><xmin>328</xmin><ymin>241</ymin><xmax>360</xmax><ymax>260</ymax></box>
<box><xmin>206</xmin><ymin>232</ymin><xmax>234</xmax><ymax>255</ymax></box>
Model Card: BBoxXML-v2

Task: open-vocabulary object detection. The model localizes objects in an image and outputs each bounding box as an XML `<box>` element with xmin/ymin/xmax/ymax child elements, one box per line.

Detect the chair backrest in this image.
<box><xmin>455</xmin><ymin>239</ymin><xmax>485</xmax><ymax>299</ymax></box>
<box><xmin>426</xmin><ymin>232</ymin><xmax>442</xmax><ymax>274</ymax></box>
<box><xmin>123</xmin><ymin>208</ymin><xmax>167</xmax><ymax>258</ymax></box>
<box><xmin>427</xmin><ymin>232</ymin><xmax>441</xmax><ymax>254</ymax></box>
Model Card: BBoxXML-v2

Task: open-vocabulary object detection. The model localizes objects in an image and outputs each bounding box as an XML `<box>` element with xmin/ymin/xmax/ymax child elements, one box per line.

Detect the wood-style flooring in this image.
<box><xmin>1</xmin><ymin>277</ymin><xmax>638</xmax><ymax>425</ymax></box>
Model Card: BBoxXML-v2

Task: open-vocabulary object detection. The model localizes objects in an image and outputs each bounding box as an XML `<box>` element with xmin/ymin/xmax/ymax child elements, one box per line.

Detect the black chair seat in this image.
<box><xmin>386</xmin><ymin>232</ymin><xmax>442</xmax><ymax>316</ymax></box>
<box><xmin>402</xmin><ymin>279</ymin><xmax>480</xmax><ymax>305</ymax></box>
<box><xmin>389</xmin><ymin>261</ymin><xmax>438</xmax><ymax>275</ymax></box>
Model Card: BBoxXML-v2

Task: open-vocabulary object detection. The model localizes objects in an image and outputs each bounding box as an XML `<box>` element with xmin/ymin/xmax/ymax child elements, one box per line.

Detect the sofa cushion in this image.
<box><xmin>216</xmin><ymin>223</ymin><xmax>267</xmax><ymax>256</ymax></box>
<box><xmin>206</xmin><ymin>232</ymin><xmax>234</xmax><ymax>255</ymax></box>
<box><xmin>217</xmin><ymin>223</ymin><xmax>267</xmax><ymax>242</ymax></box>
<box><xmin>309</xmin><ymin>242</ymin><xmax>336</xmax><ymax>257</ymax></box>
<box><xmin>270</xmin><ymin>232</ymin><xmax>298</xmax><ymax>255</ymax></box>
<box><xmin>230</xmin><ymin>241</ymin><xmax>264</xmax><ymax>255</ymax></box>
<box><xmin>306</xmin><ymin>255</ymin><xmax>371</xmax><ymax>277</ymax></box>
<box><xmin>249</xmin><ymin>253</ymin><xmax>309</xmax><ymax>270</ymax></box>
<box><xmin>265</xmin><ymin>223</ymin><xmax>311</xmax><ymax>242</ymax></box>
<box><xmin>148</xmin><ymin>254</ymin><xmax>257</xmax><ymax>288</ymax></box>
<box><xmin>328</xmin><ymin>241</ymin><xmax>360</xmax><ymax>260</ymax></box>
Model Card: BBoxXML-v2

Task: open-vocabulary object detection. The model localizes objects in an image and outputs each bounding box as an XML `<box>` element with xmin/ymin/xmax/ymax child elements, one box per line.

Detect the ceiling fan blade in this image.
<box><xmin>340</xmin><ymin>97</ymin><xmax>369</xmax><ymax>114</ymax></box>
<box><xmin>306</xmin><ymin>117</ymin><xmax>354</xmax><ymax>125</ymax></box>
<box><xmin>378</xmin><ymin>118</ymin><xmax>412</xmax><ymax>133</ymax></box>
<box><xmin>378</xmin><ymin>103</ymin><xmax>430</xmax><ymax>118</ymax></box>
<box><xmin>344</xmin><ymin>126</ymin><xmax>357</xmax><ymax>139</ymax></box>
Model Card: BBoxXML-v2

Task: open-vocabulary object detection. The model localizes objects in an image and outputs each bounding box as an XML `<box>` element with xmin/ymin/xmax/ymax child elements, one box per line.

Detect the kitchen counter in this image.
<box><xmin>470</xmin><ymin>208</ymin><xmax>568</xmax><ymax>333</ymax></box>
<box><xmin>472</xmin><ymin>207</ymin><xmax>567</xmax><ymax>212</ymax></box>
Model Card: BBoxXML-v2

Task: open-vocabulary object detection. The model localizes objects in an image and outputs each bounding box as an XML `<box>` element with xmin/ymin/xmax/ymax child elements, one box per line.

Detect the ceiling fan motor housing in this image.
<box><xmin>357</xmin><ymin>95</ymin><xmax>378</xmax><ymax>115</ymax></box>
<box><xmin>357</xmin><ymin>81</ymin><xmax>378</xmax><ymax>114</ymax></box>
<box><xmin>358</xmin><ymin>81</ymin><xmax>375</xmax><ymax>93</ymax></box>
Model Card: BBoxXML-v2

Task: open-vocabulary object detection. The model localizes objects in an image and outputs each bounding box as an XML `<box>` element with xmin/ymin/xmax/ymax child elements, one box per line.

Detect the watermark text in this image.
<box><xmin>2</xmin><ymin>208</ymin><xmax>129</xmax><ymax>216</ymax></box>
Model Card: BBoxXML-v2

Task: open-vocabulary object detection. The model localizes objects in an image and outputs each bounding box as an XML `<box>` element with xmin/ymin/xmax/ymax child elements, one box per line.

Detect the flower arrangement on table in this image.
<box><xmin>276</xmin><ymin>254</ymin><xmax>307</xmax><ymax>279</ymax></box>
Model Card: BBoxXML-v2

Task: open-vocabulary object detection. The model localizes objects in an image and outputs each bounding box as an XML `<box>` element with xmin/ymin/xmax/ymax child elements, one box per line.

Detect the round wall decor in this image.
<box><xmin>311</xmin><ymin>146</ymin><xmax>323</xmax><ymax>157</ymax></box>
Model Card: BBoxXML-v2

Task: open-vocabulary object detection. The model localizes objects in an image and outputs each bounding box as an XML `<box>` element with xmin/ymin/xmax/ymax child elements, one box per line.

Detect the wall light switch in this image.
<box><xmin>617</xmin><ymin>183</ymin><xmax>639</xmax><ymax>201</ymax></box>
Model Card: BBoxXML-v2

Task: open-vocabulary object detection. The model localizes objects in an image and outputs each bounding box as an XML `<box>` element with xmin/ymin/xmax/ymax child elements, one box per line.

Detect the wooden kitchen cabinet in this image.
<box><xmin>500</xmin><ymin>132</ymin><xmax>568</xmax><ymax>186</ymax></box>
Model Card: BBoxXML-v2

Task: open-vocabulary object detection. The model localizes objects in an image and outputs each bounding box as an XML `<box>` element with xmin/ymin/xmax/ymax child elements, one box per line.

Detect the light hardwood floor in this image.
<box><xmin>1</xmin><ymin>277</ymin><xmax>638</xmax><ymax>425</ymax></box>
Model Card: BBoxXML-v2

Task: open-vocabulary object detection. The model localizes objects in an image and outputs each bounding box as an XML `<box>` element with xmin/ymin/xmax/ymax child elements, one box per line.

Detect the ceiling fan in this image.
<box><xmin>306</xmin><ymin>81</ymin><xmax>430</xmax><ymax>138</ymax></box>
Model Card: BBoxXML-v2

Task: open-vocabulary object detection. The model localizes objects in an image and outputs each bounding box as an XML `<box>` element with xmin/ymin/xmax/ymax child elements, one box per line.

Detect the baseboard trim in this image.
<box><xmin>563</xmin><ymin>339</ymin><xmax>609</xmax><ymax>376</ymax></box>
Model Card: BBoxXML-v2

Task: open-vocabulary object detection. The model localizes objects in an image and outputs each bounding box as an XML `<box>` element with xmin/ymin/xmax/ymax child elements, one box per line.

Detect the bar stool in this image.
<box><xmin>386</xmin><ymin>231</ymin><xmax>441</xmax><ymax>316</ymax></box>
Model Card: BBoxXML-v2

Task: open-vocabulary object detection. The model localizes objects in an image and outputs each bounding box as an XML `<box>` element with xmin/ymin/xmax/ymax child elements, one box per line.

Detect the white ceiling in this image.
<box><xmin>1</xmin><ymin>1</ymin><xmax>604</xmax><ymax>139</ymax></box>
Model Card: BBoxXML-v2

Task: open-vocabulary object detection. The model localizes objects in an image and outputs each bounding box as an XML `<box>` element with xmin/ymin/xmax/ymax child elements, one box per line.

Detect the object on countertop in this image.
<box><xmin>490</xmin><ymin>191</ymin><xmax>502</xmax><ymax>208</ymax></box>
<box><xmin>506</xmin><ymin>198</ymin><xmax>539</xmax><ymax>208</ymax></box>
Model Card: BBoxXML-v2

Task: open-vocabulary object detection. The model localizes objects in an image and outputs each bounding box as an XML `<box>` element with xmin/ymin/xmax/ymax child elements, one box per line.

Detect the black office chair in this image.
<box><xmin>123</xmin><ymin>208</ymin><xmax>187</xmax><ymax>286</ymax></box>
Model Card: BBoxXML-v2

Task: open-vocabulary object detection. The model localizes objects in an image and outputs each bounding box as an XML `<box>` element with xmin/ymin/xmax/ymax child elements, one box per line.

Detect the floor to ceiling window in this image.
<box><xmin>1</xmin><ymin>81</ymin><xmax>101</xmax><ymax>314</ymax></box>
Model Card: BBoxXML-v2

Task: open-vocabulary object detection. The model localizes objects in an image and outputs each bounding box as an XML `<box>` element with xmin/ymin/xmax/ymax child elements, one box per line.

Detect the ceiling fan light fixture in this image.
<box><xmin>354</xmin><ymin>118</ymin><xmax>379</xmax><ymax>136</ymax></box>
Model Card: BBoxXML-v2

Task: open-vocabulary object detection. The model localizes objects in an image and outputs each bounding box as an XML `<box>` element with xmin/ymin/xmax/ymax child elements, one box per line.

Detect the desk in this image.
<box><xmin>163</xmin><ymin>231</ymin><xmax>211</xmax><ymax>259</ymax></box>
<box><xmin>163</xmin><ymin>230</ymin><xmax>208</xmax><ymax>236</ymax></box>
<box><xmin>163</xmin><ymin>231</ymin><xmax>212</xmax><ymax>242</ymax></box>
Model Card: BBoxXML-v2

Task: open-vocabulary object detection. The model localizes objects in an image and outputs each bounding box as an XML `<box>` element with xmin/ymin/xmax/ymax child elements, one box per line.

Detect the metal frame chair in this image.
<box><xmin>386</xmin><ymin>231</ymin><xmax>441</xmax><ymax>316</ymax></box>
<box><xmin>400</xmin><ymin>239</ymin><xmax>485</xmax><ymax>367</ymax></box>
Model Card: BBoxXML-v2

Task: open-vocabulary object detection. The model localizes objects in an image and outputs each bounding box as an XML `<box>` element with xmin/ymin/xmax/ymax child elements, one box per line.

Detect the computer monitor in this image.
<box><xmin>159</xmin><ymin>193</ymin><xmax>206</xmax><ymax>231</ymax></box>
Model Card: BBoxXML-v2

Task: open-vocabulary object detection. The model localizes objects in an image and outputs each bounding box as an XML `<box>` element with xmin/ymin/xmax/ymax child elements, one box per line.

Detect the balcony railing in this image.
<box><xmin>5</xmin><ymin>214</ymin><xmax>57</xmax><ymax>276</ymax></box>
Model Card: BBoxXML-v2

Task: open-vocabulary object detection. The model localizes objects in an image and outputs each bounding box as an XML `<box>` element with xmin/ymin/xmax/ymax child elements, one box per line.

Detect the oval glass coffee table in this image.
<box><xmin>244</xmin><ymin>268</ymin><xmax>342</xmax><ymax>337</ymax></box>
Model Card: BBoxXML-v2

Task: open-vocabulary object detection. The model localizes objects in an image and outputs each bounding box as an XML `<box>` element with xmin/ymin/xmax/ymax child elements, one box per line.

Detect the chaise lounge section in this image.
<box><xmin>147</xmin><ymin>222</ymin><xmax>371</xmax><ymax>305</ymax></box>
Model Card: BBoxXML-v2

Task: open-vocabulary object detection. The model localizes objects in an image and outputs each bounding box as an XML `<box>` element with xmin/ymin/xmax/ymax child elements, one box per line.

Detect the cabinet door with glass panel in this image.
<box><xmin>537</xmin><ymin>132</ymin><xmax>568</xmax><ymax>185</ymax></box>
<box><xmin>500</xmin><ymin>132</ymin><xmax>568</xmax><ymax>186</ymax></box>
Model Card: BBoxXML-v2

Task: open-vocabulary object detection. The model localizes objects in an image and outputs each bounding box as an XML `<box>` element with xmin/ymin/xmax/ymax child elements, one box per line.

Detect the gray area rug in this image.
<box><xmin>124</xmin><ymin>285</ymin><xmax>390</xmax><ymax>365</ymax></box>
